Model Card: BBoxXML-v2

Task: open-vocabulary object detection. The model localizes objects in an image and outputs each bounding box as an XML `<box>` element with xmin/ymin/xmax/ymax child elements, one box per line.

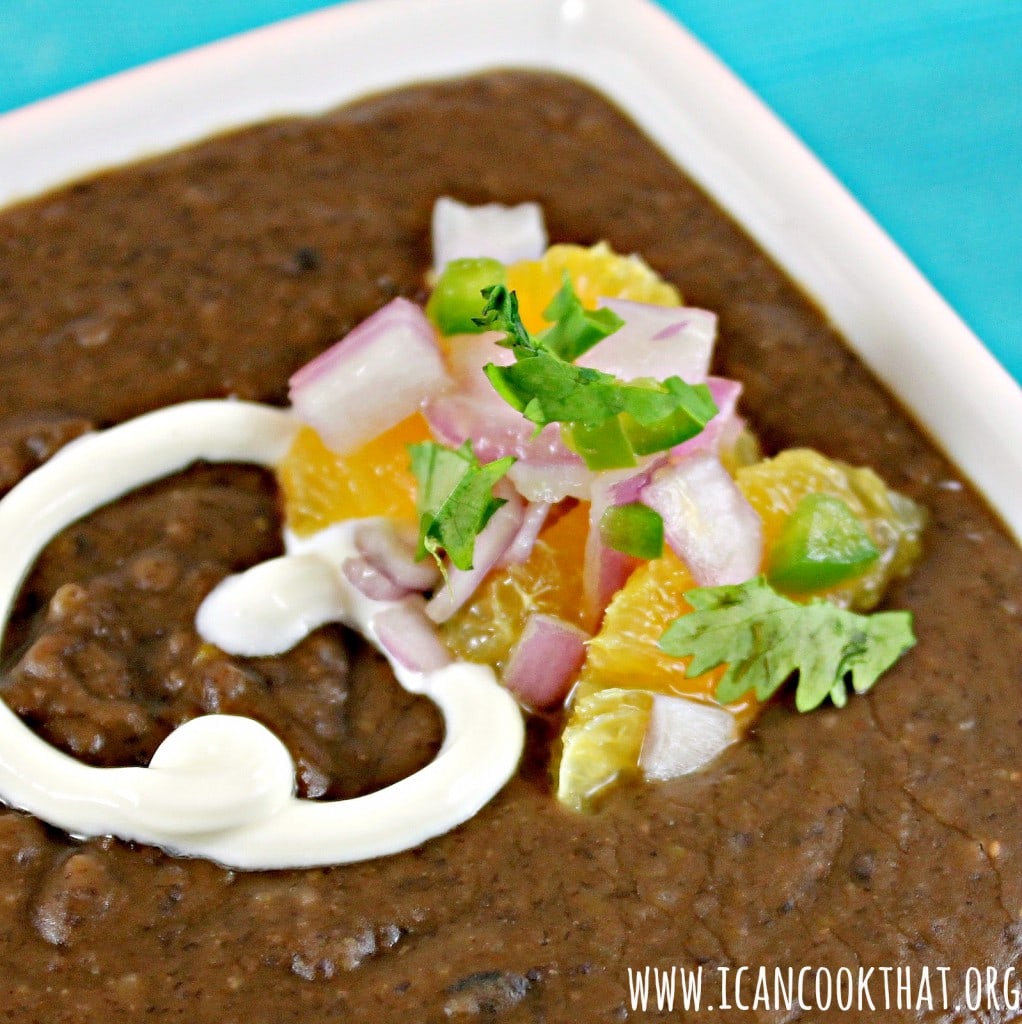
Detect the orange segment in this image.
<box><xmin>578</xmin><ymin>549</ymin><xmax>757</xmax><ymax>726</ymax></box>
<box><xmin>441</xmin><ymin>502</ymin><xmax>590</xmax><ymax>672</ymax></box>
<box><xmin>556</xmin><ymin>688</ymin><xmax>653</xmax><ymax>811</ymax></box>
<box><xmin>278</xmin><ymin>414</ymin><xmax>430</xmax><ymax>536</ymax></box>
<box><xmin>505</xmin><ymin>242</ymin><xmax>682</xmax><ymax>333</ymax></box>
<box><xmin>556</xmin><ymin>549</ymin><xmax>756</xmax><ymax>812</ymax></box>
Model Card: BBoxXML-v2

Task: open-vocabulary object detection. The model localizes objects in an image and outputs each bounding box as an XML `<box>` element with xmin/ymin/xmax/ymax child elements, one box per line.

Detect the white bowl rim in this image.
<box><xmin>1</xmin><ymin>0</ymin><xmax>1019</xmax><ymax>542</ymax></box>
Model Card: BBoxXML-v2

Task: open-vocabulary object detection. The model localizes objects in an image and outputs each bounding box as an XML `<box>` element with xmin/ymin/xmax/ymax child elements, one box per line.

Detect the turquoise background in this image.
<box><xmin>1</xmin><ymin>0</ymin><xmax>1019</xmax><ymax>384</ymax></box>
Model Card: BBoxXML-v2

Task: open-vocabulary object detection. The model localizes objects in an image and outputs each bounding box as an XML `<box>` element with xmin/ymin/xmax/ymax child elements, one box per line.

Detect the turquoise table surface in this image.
<box><xmin>1</xmin><ymin>0</ymin><xmax>1020</xmax><ymax>385</ymax></box>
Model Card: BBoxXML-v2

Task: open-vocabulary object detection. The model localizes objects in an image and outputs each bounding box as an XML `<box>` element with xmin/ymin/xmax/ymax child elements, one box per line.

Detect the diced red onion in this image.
<box><xmin>638</xmin><ymin>695</ymin><xmax>738</xmax><ymax>781</ymax></box>
<box><xmin>506</xmin><ymin>460</ymin><xmax>593</xmax><ymax>503</ymax></box>
<box><xmin>288</xmin><ymin>297</ymin><xmax>449</xmax><ymax>454</ymax></box>
<box><xmin>582</xmin><ymin>466</ymin><xmax>660</xmax><ymax>623</ymax></box>
<box><xmin>498</xmin><ymin>502</ymin><xmax>551</xmax><ymax>566</ymax></box>
<box><xmin>582</xmin><ymin>523</ymin><xmax>631</xmax><ymax>627</ymax></box>
<box><xmin>424</xmin><ymin>340</ymin><xmax>578</xmax><ymax>467</ymax></box>
<box><xmin>372</xmin><ymin>598</ymin><xmax>453</xmax><ymax>673</ymax></box>
<box><xmin>354</xmin><ymin>521</ymin><xmax>440</xmax><ymax>592</ymax></box>
<box><xmin>426</xmin><ymin>392</ymin><xmax>573</xmax><ymax>466</ymax></box>
<box><xmin>442</xmin><ymin>330</ymin><xmax>513</xmax><ymax>378</ymax></box>
<box><xmin>639</xmin><ymin>451</ymin><xmax>762</xmax><ymax>586</ymax></box>
<box><xmin>431</xmin><ymin>197</ymin><xmax>547</xmax><ymax>274</ymax></box>
<box><xmin>670</xmin><ymin>377</ymin><xmax>742</xmax><ymax>460</ymax></box>
<box><xmin>341</xmin><ymin>557</ymin><xmax>410</xmax><ymax>602</ymax></box>
<box><xmin>502</xmin><ymin>613</ymin><xmax>590</xmax><ymax>709</ymax></box>
<box><xmin>425</xmin><ymin>495</ymin><xmax>525</xmax><ymax>624</ymax></box>
<box><xmin>425</xmin><ymin>331</ymin><xmax>583</xmax><ymax>474</ymax></box>
<box><xmin>585</xmin><ymin>298</ymin><xmax>716</xmax><ymax>383</ymax></box>
<box><xmin>492</xmin><ymin>477</ymin><xmax>517</xmax><ymax>503</ymax></box>
<box><xmin>715</xmin><ymin>413</ymin><xmax>749</xmax><ymax>462</ymax></box>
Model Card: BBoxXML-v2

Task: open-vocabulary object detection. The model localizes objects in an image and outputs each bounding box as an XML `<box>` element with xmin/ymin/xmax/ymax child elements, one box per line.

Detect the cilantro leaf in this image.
<box><xmin>658</xmin><ymin>576</ymin><xmax>915</xmax><ymax>711</ymax></box>
<box><xmin>474</xmin><ymin>280</ymin><xmax>717</xmax><ymax>469</ymax></box>
<box><xmin>472</xmin><ymin>285</ymin><xmax>536</xmax><ymax>353</ymax></box>
<box><xmin>540</xmin><ymin>274</ymin><xmax>626</xmax><ymax>361</ymax></box>
<box><xmin>408</xmin><ymin>440</ymin><xmax>515</xmax><ymax>572</ymax></box>
<box><xmin>484</xmin><ymin>355</ymin><xmax>622</xmax><ymax>427</ymax></box>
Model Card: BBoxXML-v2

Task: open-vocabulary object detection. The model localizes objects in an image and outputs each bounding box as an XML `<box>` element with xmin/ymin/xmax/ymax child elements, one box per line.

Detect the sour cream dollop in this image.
<box><xmin>0</xmin><ymin>400</ymin><xmax>524</xmax><ymax>870</ymax></box>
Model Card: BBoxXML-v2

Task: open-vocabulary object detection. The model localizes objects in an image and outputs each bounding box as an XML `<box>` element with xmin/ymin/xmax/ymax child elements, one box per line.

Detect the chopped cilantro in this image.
<box><xmin>472</xmin><ymin>284</ymin><xmax>534</xmax><ymax>352</ymax></box>
<box><xmin>484</xmin><ymin>354</ymin><xmax>621</xmax><ymax>427</ymax></box>
<box><xmin>473</xmin><ymin>282</ymin><xmax>717</xmax><ymax>469</ymax></box>
<box><xmin>659</xmin><ymin>576</ymin><xmax>915</xmax><ymax>711</ymax></box>
<box><xmin>539</xmin><ymin>274</ymin><xmax>627</xmax><ymax>361</ymax></box>
<box><xmin>408</xmin><ymin>440</ymin><xmax>515</xmax><ymax>572</ymax></box>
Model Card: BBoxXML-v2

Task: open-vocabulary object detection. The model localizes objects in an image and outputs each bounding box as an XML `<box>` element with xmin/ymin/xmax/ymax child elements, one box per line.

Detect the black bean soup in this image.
<box><xmin>0</xmin><ymin>73</ymin><xmax>1019</xmax><ymax>1023</ymax></box>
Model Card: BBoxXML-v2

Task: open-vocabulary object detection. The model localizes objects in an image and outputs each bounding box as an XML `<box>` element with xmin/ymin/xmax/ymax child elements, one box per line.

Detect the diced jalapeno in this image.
<box><xmin>620</xmin><ymin>407</ymin><xmax>699</xmax><ymax>455</ymax></box>
<box><xmin>767</xmin><ymin>493</ymin><xmax>880</xmax><ymax>592</ymax></box>
<box><xmin>620</xmin><ymin>378</ymin><xmax>717</xmax><ymax>456</ymax></box>
<box><xmin>426</xmin><ymin>257</ymin><xmax>507</xmax><ymax>335</ymax></box>
<box><xmin>599</xmin><ymin>502</ymin><xmax>665</xmax><ymax>560</ymax></box>
<box><xmin>562</xmin><ymin>417</ymin><xmax>637</xmax><ymax>470</ymax></box>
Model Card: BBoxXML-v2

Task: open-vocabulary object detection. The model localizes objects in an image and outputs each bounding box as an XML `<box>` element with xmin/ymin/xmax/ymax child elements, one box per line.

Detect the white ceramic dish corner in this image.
<box><xmin>1</xmin><ymin>0</ymin><xmax>1019</xmax><ymax>542</ymax></box>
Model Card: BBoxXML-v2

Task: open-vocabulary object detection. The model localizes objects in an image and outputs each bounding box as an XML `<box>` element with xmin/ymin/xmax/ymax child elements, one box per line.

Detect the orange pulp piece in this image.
<box><xmin>441</xmin><ymin>502</ymin><xmax>591</xmax><ymax>672</ymax></box>
<box><xmin>277</xmin><ymin>414</ymin><xmax>431</xmax><ymax>536</ymax></box>
<box><xmin>577</xmin><ymin>547</ymin><xmax>758</xmax><ymax>729</ymax></box>
<box><xmin>505</xmin><ymin>242</ymin><xmax>682</xmax><ymax>334</ymax></box>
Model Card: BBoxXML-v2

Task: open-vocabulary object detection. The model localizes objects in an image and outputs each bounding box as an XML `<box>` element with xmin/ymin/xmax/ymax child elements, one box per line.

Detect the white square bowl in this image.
<box><xmin>1</xmin><ymin>0</ymin><xmax>1018</xmax><ymax>541</ymax></box>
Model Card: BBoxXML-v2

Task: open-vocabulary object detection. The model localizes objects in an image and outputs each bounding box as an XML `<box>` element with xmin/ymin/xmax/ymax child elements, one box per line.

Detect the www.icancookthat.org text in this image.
<box><xmin>626</xmin><ymin>964</ymin><xmax>1022</xmax><ymax>1015</ymax></box>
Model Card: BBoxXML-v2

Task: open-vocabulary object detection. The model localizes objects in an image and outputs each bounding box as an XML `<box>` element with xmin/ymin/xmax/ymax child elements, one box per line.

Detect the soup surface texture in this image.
<box><xmin>0</xmin><ymin>72</ymin><xmax>1019</xmax><ymax>1023</ymax></box>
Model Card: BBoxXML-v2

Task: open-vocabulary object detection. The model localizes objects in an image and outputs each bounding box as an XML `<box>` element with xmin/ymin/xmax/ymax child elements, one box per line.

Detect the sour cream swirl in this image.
<box><xmin>0</xmin><ymin>400</ymin><xmax>524</xmax><ymax>869</ymax></box>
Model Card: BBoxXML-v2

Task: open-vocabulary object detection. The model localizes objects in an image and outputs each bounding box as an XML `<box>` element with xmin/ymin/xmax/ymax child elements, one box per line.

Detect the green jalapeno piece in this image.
<box><xmin>426</xmin><ymin>257</ymin><xmax>507</xmax><ymax>335</ymax></box>
<box><xmin>599</xmin><ymin>502</ymin><xmax>665</xmax><ymax>560</ymax></box>
<box><xmin>767</xmin><ymin>492</ymin><xmax>880</xmax><ymax>592</ymax></box>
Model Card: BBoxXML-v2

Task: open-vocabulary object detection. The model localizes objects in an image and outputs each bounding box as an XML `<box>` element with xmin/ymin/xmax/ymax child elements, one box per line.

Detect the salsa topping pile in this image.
<box><xmin>281</xmin><ymin>199</ymin><xmax>925</xmax><ymax>811</ymax></box>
